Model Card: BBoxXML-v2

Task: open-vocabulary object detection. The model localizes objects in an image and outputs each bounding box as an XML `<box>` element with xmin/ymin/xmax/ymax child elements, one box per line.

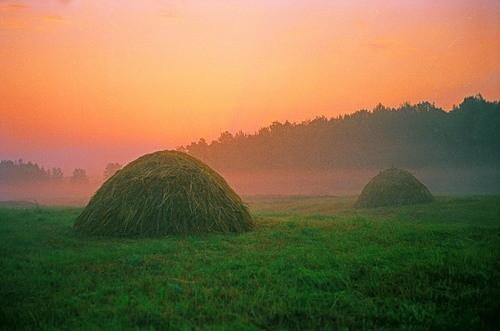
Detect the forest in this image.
<box><xmin>180</xmin><ymin>95</ymin><xmax>500</xmax><ymax>171</ymax></box>
<box><xmin>0</xmin><ymin>161</ymin><xmax>121</xmax><ymax>184</ymax></box>
<box><xmin>2</xmin><ymin>95</ymin><xmax>498</xmax><ymax>186</ymax></box>
<box><xmin>0</xmin><ymin>160</ymin><xmax>65</xmax><ymax>184</ymax></box>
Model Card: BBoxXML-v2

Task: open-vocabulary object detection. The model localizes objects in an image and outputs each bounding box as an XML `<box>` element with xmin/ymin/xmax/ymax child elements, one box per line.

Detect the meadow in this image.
<box><xmin>0</xmin><ymin>196</ymin><xmax>499</xmax><ymax>330</ymax></box>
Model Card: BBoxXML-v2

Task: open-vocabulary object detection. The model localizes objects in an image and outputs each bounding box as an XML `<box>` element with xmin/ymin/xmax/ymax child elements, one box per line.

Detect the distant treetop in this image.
<box><xmin>180</xmin><ymin>95</ymin><xmax>500</xmax><ymax>171</ymax></box>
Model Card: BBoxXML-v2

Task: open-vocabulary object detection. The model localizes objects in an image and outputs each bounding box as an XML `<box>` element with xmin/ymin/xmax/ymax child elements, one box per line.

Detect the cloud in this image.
<box><xmin>0</xmin><ymin>2</ymin><xmax>30</xmax><ymax>30</ymax></box>
<box><xmin>0</xmin><ymin>3</ymin><xmax>65</xmax><ymax>31</ymax></box>
<box><xmin>8</xmin><ymin>3</ymin><xmax>28</xmax><ymax>9</ymax></box>
<box><xmin>43</xmin><ymin>14</ymin><xmax>64</xmax><ymax>21</ymax></box>
<box><xmin>0</xmin><ymin>2</ymin><xmax>30</xmax><ymax>12</ymax></box>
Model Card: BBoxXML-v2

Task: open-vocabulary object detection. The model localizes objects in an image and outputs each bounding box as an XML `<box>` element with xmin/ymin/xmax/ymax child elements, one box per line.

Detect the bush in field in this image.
<box><xmin>74</xmin><ymin>150</ymin><xmax>253</xmax><ymax>236</ymax></box>
<box><xmin>355</xmin><ymin>168</ymin><xmax>433</xmax><ymax>208</ymax></box>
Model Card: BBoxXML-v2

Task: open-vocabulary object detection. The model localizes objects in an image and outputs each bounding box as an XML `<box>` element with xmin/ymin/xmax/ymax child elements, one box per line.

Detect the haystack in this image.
<box><xmin>74</xmin><ymin>151</ymin><xmax>253</xmax><ymax>236</ymax></box>
<box><xmin>355</xmin><ymin>168</ymin><xmax>433</xmax><ymax>208</ymax></box>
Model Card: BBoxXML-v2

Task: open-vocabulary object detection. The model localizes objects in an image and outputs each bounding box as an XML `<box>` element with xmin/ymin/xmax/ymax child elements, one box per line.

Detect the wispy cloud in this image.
<box><xmin>0</xmin><ymin>3</ymin><xmax>65</xmax><ymax>31</ymax></box>
<box><xmin>0</xmin><ymin>2</ymin><xmax>30</xmax><ymax>12</ymax></box>
<box><xmin>43</xmin><ymin>14</ymin><xmax>64</xmax><ymax>21</ymax></box>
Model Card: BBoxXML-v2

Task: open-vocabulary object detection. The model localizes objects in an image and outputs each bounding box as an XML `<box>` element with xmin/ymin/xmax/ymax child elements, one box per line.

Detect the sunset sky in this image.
<box><xmin>1</xmin><ymin>0</ymin><xmax>499</xmax><ymax>175</ymax></box>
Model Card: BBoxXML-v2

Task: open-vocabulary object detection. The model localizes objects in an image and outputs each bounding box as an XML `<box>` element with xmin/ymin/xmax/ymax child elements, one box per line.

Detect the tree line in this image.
<box><xmin>180</xmin><ymin>95</ymin><xmax>500</xmax><ymax>171</ymax></box>
<box><xmin>3</xmin><ymin>94</ymin><xmax>498</xmax><ymax>183</ymax></box>
<box><xmin>0</xmin><ymin>160</ymin><xmax>122</xmax><ymax>184</ymax></box>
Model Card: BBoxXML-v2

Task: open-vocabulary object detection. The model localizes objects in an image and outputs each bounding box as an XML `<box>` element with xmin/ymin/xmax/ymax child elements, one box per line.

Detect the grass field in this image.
<box><xmin>1</xmin><ymin>196</ymin><xmax>499</xmax><ymax>330</ymax></box>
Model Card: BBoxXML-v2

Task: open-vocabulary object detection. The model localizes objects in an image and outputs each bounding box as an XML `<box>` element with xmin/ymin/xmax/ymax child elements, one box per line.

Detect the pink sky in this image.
<box><xmin>1</xmin><ymin>0</ymin><xmax>499</xmax><ymax>176</ymax></box>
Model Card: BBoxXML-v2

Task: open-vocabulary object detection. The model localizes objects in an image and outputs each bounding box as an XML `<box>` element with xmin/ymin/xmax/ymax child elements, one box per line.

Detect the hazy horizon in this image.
<box><xmin>2</xmin><ymin>95</ymin><xmax>499</xmax><ymax>177</ymax></box>
<box><xmin>2</xmin><ymin>95</ymin><xmax>499</xmax><ymax>204</ymax></box>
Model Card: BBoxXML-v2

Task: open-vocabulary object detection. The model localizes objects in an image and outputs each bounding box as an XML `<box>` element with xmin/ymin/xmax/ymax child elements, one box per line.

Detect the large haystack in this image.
<box><xmin>74</xmin><ymin>151</ymin><xmax>253</xmax><ymax>236</ymax></box>
<box><xmin>355</xmin><ymin>168</ymin><xmax>433</xmax><ymax>208</ymax></box>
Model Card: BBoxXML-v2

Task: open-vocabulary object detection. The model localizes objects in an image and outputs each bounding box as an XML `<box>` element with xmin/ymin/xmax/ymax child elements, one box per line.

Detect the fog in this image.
<box><xmin>1</xmin><ymin>166</ymin><xmax>498</xmax><ymax>206</ymax></box>
<box><xmin>2</xmin><ymin>95</ymin><xmax>499</xmax><ymax>205</ymax></box>
<box><xmin>224</xmin><ymin>166</ymin><xmax>500</xmax><ymax>196</ymax></box>
<box><xmin>0</xmin><ymin>181</ymin><xmax>98</xmax><ymax>206</ymax></box>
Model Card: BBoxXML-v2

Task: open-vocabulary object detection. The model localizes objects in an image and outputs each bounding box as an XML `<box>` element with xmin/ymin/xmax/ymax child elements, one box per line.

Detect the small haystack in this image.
<box><xmin>74</xmin><ymin>151</ymin><xmax>253</xmax><ymax>236</ymax></box>
<box><xmin>355</xmin><ymin>168</ymin><xmax>433</xmax><ymax>208</ymax></box>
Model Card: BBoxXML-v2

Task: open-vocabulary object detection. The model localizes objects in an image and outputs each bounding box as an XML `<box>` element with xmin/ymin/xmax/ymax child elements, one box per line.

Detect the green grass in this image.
<box><xmin>1</xmin><ymin>196</ymin><xmax>499</xmax><ymax>330</ymax></box>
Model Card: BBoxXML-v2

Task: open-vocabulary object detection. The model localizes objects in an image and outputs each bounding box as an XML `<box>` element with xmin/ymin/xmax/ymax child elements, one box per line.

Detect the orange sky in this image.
<box><xmin>1</xmin><ymin>0</ymin><xmax>499</xmax><ymax>175</ymax></box>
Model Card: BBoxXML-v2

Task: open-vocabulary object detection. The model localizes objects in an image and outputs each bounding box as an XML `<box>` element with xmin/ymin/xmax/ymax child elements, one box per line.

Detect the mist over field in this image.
<box><xmin>2</xmin><ymin>165</ymin><xmax>499</xmax><ymax>206</ymax></box>
<box><xmin>224</xmin><ymin>166</ymin><xmax>500</xmax><ymax>196</ymax></box>
<box><xmin>2</xmin><ymin>95</ymin><xmax>499</xmax><ymax>205</ymax></box>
